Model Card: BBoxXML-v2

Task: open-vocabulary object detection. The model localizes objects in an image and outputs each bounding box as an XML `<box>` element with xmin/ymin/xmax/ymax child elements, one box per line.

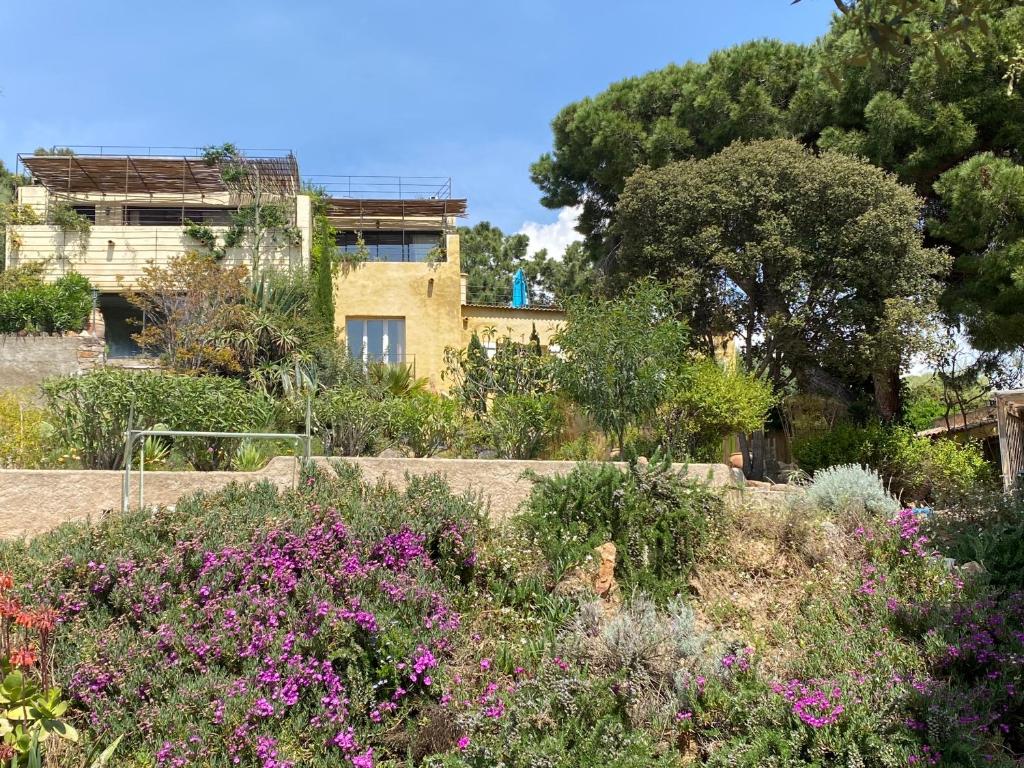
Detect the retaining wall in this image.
<box><xmin>0</xmin><ymin>457</ymin><xmax>743</xmax><ymax>540</ymax></box>
<box><xmin>0</xmin><ymin>333</ymin><xmax>105</xmax><ymax>393</ymax></box>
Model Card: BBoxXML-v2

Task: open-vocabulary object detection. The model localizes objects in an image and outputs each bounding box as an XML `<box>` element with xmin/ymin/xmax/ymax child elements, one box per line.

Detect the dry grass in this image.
<box><xmin>689</xmin><ymin>491</ymin><xmax>862</xmax><ymax>676</ymax></box>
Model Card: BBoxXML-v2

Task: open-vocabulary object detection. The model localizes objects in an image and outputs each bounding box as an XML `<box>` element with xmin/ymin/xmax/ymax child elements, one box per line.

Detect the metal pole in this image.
<box><xmin>138</xmin><ymin>436</ymin><xmax>145</xmax><ymax>510</ymax></box>
<box><xmin>121</xmin><ymin>405</ymin><xmax>135</xmax><ymax>513</ymax></box>
<box><xmin>304</xmin><ymin>396</ymin><xmax>312</xmax><ymax>463</ymax></box>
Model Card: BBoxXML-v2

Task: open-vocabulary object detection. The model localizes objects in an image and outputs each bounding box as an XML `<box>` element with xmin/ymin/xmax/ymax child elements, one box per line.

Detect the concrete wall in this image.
<box><xmin>0</xmin><ymin>457</ymin><xmax>743</xmax><ymax>540</ymax></box>
<box><xmin>7</xmin><ymin>187</ymin><xmax>312</xmax><ymax>291</ymax></box>
<box><xmin>0</xmin><ymin>333</ymin><xmax>105</xmax><ymax>393</ymax></box>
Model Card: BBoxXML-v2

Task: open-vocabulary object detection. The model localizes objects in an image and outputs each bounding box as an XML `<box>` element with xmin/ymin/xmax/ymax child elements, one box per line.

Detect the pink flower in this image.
<box><xmin>479</xmin><ymin>658</ymin><xmax>491</xmax><ymax>671</ymax></box>
<box><xmin>457</xmin><ymin>736</ymin><xmax>470</xmax><ymax>751</ymax></box>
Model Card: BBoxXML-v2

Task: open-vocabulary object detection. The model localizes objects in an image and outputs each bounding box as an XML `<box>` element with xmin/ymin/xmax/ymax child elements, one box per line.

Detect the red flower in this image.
<box><xmin>14</xmin><ymin>611</ymin><xmax>34</xmax><ymax>629</ymax></box>
<box><xmin>0</xmin><ymin>596</ymin><xmax>21</xmax><ymax>619</ymax></box>
<box><xmin>9</xmin><ymin>646</ymin><xmax>37</xmax><ymax>668</ymax></box>
<box><xmin>31</xmin><ymin>608</ymin><xmax>59</xmax><ymax>634</ymax></box>
<box><xmin>0</xmin><ymin>572</ymin><xmax>14</xmax><ymax>592</ymax></box>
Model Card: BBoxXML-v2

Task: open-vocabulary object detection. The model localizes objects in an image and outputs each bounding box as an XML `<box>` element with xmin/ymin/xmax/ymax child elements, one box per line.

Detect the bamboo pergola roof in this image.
<box><xmin>19</xmin><ymin>153</ymin><xmax>300</xmax><ymax>197</ymax></box>
<box><xmin>325</xmin><ymin>198</ymin><xmax>467</xmax><ymax>220</ymax></box>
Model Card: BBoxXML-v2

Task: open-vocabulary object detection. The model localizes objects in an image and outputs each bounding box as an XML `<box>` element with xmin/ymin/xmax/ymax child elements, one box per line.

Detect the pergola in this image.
<box><xmin>18</xmin><ymin>148</ymin><xmax>300</xmax><ymax>200</ymax></box>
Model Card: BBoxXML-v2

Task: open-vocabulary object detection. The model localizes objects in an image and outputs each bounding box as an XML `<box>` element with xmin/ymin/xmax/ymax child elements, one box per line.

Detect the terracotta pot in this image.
<box><xmin>728</xmin><ymin>452</ymin><xmax>744</xmax><ymax>469</ymax></box>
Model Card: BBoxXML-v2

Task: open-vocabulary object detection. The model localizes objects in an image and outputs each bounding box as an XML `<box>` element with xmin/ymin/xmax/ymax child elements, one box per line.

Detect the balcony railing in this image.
<box><xmin>463</xmin><ymin>283</ymin><xmax>562</xmax><ymax>309</ymax></box>
<box><xmin>305</xmin><ymin>175</ymin><xmax>452</xmax><ymax>201</ymax></box>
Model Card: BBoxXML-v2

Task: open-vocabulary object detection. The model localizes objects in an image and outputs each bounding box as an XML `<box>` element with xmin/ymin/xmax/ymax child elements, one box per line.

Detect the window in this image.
<box><xmin>71</xmin><ymin>205</ymin><xmax>96</xmax><ymax>223</ymax></box>
<box><xmin>346</xmin><ymin>317</ymin><xmax>406</xmax><ymax>364</ymax></box>
<box><xmin>336</xmin><ymin>231</ymin><xmax>442</xmax><ymax>263</ymax></box>
<box><xmin>123</xmin><ymin>207</ymin><xmax>234</xmax><ymax>226</ymax></box>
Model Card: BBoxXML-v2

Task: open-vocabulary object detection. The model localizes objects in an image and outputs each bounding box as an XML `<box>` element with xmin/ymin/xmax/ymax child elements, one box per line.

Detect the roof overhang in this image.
<box><xmin>325</xmin><ymin>198</ymin><xmax>467</xmax><ymax>221</ymax></box>
<box><xmin>20</xmin><ymin>153</ymin><xmax>300</xmax><ymax>196</ymax></box>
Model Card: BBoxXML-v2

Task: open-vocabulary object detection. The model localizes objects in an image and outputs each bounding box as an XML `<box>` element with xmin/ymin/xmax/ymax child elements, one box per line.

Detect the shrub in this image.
<box><xmin>428</xmin><ymin>661</ymin><xmax>678</xmax><ymax>768</ymax></box>
<box><xmin>791</xmin><ymin>421</ymin><xmax>871</xmax><ymax>472</ymax></box>
<box><xmin>658</xmin><ymin>359</ymin><xmax>775</xmax><ymax>461</ymax></box>
<box><xmin>0</xmin><ymin>269</ymin><xmax>93</xmax><ymax>334</ymax></box>
<box><xmin>313</xmin><ymin>386</ymin><xmax>389</xmax><ymax>456</ymax></box>
<box><xmin>3</xmin><ymin>465</ymin><xmax>482</xmax><ymax>767</ymax></box>
<box><xmin>520</xmin><ymin>458</ymin><xmax>722</xmax><ymax>598</ymax></box>
<box><xmin>804</xmin><ymin>463</ymin><xmax>900</xmax><ymax>518</ymax></box>
<box><xmin>794</xmin><ymin>423</ymin><xmax>995</xmax><ymax>504</ymax></box>
<box><xmin>384</xmin><ymin>392</ymin><xmax>462</xmax><ymax>457</ymax></box>
<box><xmin>485</xmin><ymin>393</ymin><xmax>563</xmax><ymax>459</ymax></box>
<box><xmin>43</xmin><ymin>369</ymin><xmax>273</xmax><ymax>470</ymax></box>
<box><xmin>0</xmin><ymin>571</ymin><xmax>83</xmax><ymax>763</ymax></box>
<box><xmin>0</xmin><ymin>393</ymin><xmax>51</xmax><ymax>469</ymax></box>
<box><xmin>552</xmin><ymin>431</ymin><xmax>608</xmax><ymax>461</ymax></box>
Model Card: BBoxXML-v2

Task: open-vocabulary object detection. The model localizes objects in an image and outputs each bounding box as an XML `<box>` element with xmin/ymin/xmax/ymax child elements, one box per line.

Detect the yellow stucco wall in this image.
<box><xmin>333</xmin><ymin>230</ymin><xmax>568</xmax><ymax>391</ymax></box>
<box><xmin>333</xmin><ymin>233</ymin><xmax>465</xmax><ymax>390</ymax></box>
<box><xmin>460</xmin><ymin>306</ymin><xmax>564</xmax><ymax>349</ymax></box>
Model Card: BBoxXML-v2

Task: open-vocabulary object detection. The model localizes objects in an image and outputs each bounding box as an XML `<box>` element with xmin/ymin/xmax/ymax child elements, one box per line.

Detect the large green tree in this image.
<box><xmin>614</xmin><ymin>139</ymin><xmax>949</xmax><ymax>415</ymax></box>
<box><xmin>533</xmin><ymin>3</ymin><xmax>1024</xmax><ymax>352</ymax></box>
<box><xmin>531</xmin><ymin>40</ymin><xmax>815</xmax><ymax>253</ymax></box>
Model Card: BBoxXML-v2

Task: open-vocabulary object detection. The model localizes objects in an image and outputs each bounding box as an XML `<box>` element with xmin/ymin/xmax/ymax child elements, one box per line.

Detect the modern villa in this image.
<box><xmin>3</xmin><ymin>147</ymin><xmax>564</xmax><ymax>390</ymax></box>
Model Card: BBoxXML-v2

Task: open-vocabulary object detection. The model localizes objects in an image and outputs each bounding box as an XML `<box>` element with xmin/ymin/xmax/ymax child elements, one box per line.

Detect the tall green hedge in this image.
<box><xmin>0</xmin><ymin>270</ymin><xmax>93</xmax><ymax>333</ymax></box>
<box><xmin>43</xmin><ymin>369</ymin><xmax>274</xmax><ymax>470</ymax></box>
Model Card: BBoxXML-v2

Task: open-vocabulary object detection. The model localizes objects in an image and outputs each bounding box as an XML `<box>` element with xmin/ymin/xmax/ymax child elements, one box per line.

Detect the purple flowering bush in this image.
<box><xmin>676</xmin><ymin>501</ymin><xmax>1024</xmax><ymax>767</ymax></box>
<box><xmin>2</xmin><ymin>457</ymin><xmax>1022</xmax><ymax>767</ymax></box>
<box><xmin>7</xmin><ymin>464</ymin><xmax>483</xmax><ymax>767</ymax></box>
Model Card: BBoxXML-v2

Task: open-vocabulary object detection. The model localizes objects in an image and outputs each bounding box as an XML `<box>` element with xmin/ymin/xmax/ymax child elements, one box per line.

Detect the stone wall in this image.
<box><xmin>0</xmin><ymin>333</ymin><xmax>105</xmax><ymax>394</ymax></box>
<box><xmin>0</xmin><ymin>457</ymin><xmax>743</xmax><ymax>540</ymax></box>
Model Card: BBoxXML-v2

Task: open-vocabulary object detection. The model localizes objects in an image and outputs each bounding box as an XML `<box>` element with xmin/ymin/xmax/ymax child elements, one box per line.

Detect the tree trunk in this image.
<box><xmin>872</xmin><ymin>366</ymin><xmax>902</xmax><ymax>423</ymax></box>
<box><xmin>738</xmin><ymin>431</ymin><xmax>767</xmax><ymax>481</ymax></box>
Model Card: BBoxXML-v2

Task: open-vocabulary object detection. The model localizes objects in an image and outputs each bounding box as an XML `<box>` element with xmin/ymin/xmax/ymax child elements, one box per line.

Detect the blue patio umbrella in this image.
<box><xmin>512</xmin><ymin>268</ymin><xmax>529</xmax><ymax>308</ymax></box>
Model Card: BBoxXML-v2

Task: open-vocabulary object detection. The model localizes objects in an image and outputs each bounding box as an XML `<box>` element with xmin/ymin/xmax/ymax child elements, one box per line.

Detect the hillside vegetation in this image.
<box><xmin>0</xmin><ymin>460</ymin><xmax>1019</xmax><ymax>766</ymax></box>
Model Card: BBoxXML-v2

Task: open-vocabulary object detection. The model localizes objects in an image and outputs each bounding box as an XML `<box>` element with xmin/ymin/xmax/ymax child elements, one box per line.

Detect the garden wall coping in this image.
<box><xmin>0</xmin><ymin>457</ymin><xmax>744</xmax><ymax>540</ymax></box>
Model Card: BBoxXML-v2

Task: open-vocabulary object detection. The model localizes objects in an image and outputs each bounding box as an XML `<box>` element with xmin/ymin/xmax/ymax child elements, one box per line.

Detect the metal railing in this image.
<box><xmin>305</xmin><ymin>175</ymin><xmax>452</xmax><ymax>200</ymax></box>
<box><xmin>121</xmin><ymin>401</ymin><xmax>312</xmax><ymax>512</ymax></box>
<box><xmin>463</xmin><ymin>284</ymin><xmax>562</xmax><ymax>309</ymax></box>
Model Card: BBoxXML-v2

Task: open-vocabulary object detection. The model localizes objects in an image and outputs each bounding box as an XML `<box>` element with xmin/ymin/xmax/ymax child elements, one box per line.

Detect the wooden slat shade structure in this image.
<box><xmin>20</xmin><ymin>153</ymin><xmax>300</xmax><ymax>197</ymax></box>
<box><xmin>326</xmin><ymin>198</ymin><xmax>467</xmax><ymax>221</ymax></box>
<box><xmin>995</xmin><ymin>390</ymin><xmax>1024</xmax><ymax>490</ymax></box>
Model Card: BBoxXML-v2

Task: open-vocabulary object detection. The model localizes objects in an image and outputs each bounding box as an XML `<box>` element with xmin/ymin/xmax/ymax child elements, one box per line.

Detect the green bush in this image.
<box><xmin>485</xmin><ymin>393</ymin><xmax>564</xmax><ymax>459</ymax></box>
<box><xmin>658</xmin><ymin>359</ymin><xmax>776</xmax><ymax>461</ymax></box>
<box><xmin>0</xmin><ymin>269</ymin><xmax>93</xmax><ymax>334</ymax></box>
<box><xmin>43</xmin><ymin>369</ymin><xmax>272</xmax><ymax>470</ymax></box>
<box><xmin>793</xmin><ymin>423</ymin><xmax>994</xmax><ymax>504</ymax></box>
<box><xmin>426</xmin><ymin>662</ymin><xmax>677</xmax><ymax>768</ymax></box>
<box><xmin>805</xmin><ymin>464</ymin><xmax>900</xmax><ymax>518</ymax></box>
<box><xmin>313</xmin><ymin>386</ymin><xmax>389</xmax><ymax>456</ymax></box>
<box><xmin>383</xmin><ymin>392</ymin><xmax>462</xmax><ymax>457</ymax></box>
<box><xmin>791</xmin><ymin>421</ymin><xmax>870</xmax><ymax>472</ymax></box>
<box><xmin>520</xmin><ymin>458</ymin><xmax>722</xmax><ymax>598</ymax></box>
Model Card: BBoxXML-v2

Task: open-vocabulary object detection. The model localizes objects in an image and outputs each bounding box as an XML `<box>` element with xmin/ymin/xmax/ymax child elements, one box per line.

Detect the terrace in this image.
<box><xmin>6</xmin><ymin>146</ymin><xmax>308</xmax><ymax>290</ymax></box>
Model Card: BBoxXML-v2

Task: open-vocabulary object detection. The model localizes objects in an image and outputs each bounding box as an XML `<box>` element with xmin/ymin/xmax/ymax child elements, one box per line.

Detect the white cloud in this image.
<box><xmin>517</xmin><ymin>206</ymin><xmax>582</xmax><ymax>259</ymax></box>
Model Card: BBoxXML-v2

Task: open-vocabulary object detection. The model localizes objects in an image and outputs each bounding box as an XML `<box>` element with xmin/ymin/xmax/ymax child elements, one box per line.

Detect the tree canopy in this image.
<box><xmin>532</xmin><ymin>2</ymin><xmax>1024</xmax><ymax>352</ymax></box>
<box><xmin>614</xmin><ymin>139</ymin><xmax>949</xmax><ymax>402</ymax></box>
<box><xmin>458</xmin><ymin>221</ymin><xmax>596</xmax><ymax>305</ymax></box>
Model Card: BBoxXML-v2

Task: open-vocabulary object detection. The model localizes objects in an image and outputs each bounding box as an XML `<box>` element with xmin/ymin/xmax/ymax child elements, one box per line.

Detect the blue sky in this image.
<box><xmin>0</xmin><ymin>0</ymin><xmax>835</xmax><ymax>253</ymax></box>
